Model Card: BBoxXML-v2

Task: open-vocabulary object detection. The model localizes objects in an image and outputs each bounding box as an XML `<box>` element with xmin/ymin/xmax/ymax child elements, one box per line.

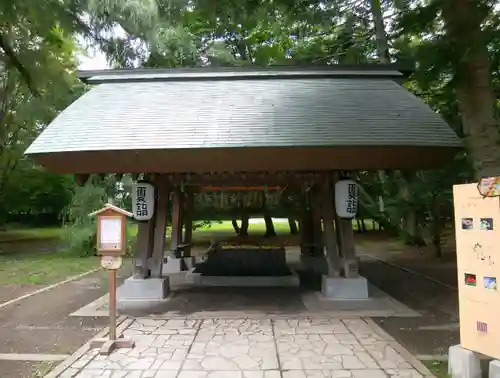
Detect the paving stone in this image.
<box><xmin>60</xmin><ymin>368</ymin><xmax>81</xmax><ymax>378</ymax></box>
<box><xmin>282</xmin><ymin>371</ymin><xmax>353</xmax><ymax>378</ymax></box>
<box><xmin>201</xmin><ymin>319</ymin><xmax>273</xmax><ymax>334</ymax></box>
<box><xmin>364</xmin><ymin>344</ymin><xmax>412</xmax><ymax>370</ymax></box>
<box><xmin>274</xmin><ymin>318</ymin><xmax>351</xmax><ymax>336</ymax></box>
<box><xmin>385</xmin><ymin>369</ymin><xmax>423</xmax><ymax>378</ymax></box>
<box><xmin>153</xmin><ymin>371</ymin><xmax>178</xmax><ymax>378</ymax></box>
<box><xmin>276</xmin><ymin>333</ymin><xmax>376</xmax><ymax>370</ymax></box>
<box><xmin>63</xmin><ymin>316</ymin><xmax>420</xmax><ymax>378</ymax></box>
<box><xmin>351</xmin><ymin>369</ymin><xmax>388</xmax><ymax>378</ymax></box>
<box><xmin>184</xmin><ymin>332</ymin><xmax>278</xmax><ymax>371</ymax></box>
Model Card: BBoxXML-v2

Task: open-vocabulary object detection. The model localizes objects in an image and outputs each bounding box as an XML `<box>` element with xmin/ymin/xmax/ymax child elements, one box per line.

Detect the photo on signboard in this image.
<box><xmin>480</xmin><ymin>218</ymin><xmax>494</xmax><ymax>231</ymax></box>
<box><xmin>465</xmin><ymin>273</ymin><xmax>477</xmax><ymax>287</ymax></box>
<box><xmin>461</xmin><ymin>218</ymin><xmax>474</xmax><ymax>230</ymax></box>
<box><xmin>484</xmin><ymin>277</ymin><xmax>497</xmax><ymax>290</ymax></box>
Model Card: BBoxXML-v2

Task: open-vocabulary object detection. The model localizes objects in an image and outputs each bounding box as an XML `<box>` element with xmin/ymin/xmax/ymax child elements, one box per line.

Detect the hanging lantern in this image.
<box><xmin>131</xmin><ymin>182</ymin><xmax>155</xmax><ymax>221</ymax></box>
<box><xmin>335</xmin><ymin>179</ymin><xmax>358</xmax><ymax>219</ymax></box>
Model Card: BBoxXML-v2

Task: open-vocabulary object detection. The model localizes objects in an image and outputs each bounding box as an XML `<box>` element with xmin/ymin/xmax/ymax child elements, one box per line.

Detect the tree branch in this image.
<box><xmin>0</xmin><ymin>34</ymin><xmax>38</xmax><ymax>96</ymax></box>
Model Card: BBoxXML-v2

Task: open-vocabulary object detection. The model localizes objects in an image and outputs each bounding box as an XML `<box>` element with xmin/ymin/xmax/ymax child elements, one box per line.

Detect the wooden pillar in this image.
<box><xmin>311</xmin><ymin>188</ymin><xmax>324</xmax><ymax>256</ymax></box>
<box><xmin>299</xmin><ymin>190</ymin><xmax>314</xmax><ymax>255</ymax></box>
<box><xmin>150</xmin><ymin>175</ymin><xmax>169</xmax><ymax>278</ymax></box>
<box><xmin>133</xmin><ymin>221</ymin><xmax>151</xmax><ymax>279</ymax></box>
<box><xmin>339</xmin><ymin>219</ymin><xmax>356</xmax><ymax>260</ymax></box>
<box><xmin>183</xmin><ymin>189</ymin><xmax>194</xmax><ymax>256</ymax></box>
<box><xmin>170</xmin><ymin>187</ymin><xmax>184</xmax><ymax>258</ymax></box>
<box><xmin>320</xmin><ymin>176</ymin><xmax>341</xmax><ymax>277</ymax></box>
<box><xmin>334</xmin><ymin>212</ymin><xmax>343</xmax><ymax>259</ymax></box>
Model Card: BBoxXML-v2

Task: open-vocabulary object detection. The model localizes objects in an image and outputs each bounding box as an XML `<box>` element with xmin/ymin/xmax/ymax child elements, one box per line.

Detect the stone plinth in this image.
<box><xmin>448</xmin><ymin>344</ymin><xmax>482</xmax><ymax>378</ymax></box>
<box><xmin>163</xmin><ymin>257</ymin><xmax>183</xmax><ymax>274</ymax></box>
<box><xmin>322</xmin><ymin>276</ymin><xmax>369</xmax><ymax>299</ymax></box>
<box><xmin>117</xmin><ymin>277</ymin><xmax>170</xmax><ymax>304</ymax></box>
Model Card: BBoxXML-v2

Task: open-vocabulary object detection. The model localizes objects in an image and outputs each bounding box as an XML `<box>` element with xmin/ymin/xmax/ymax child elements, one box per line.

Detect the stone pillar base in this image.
<box><xmin>489</xmin><ymin>360</ymin><xmax>500</xmax><ymax>378</ymax></box>
<box><xmin>117</xmin><ymin>277</ymin><xmax>170</xmax><ymax>304</ymax></box>
<box><xmin>163</xmin><ymin>257</ymin><xmax>183</xmax><ymax>274</ymax></box>
<box><xmin>321</xmin><ymin>275</ymin><xmax>369</xmax><ymax>299</ymax></box>
<box><xmin>448</xmin><ymin>345</ymin><xmax>482</xmax><ymax>378</ymax></box>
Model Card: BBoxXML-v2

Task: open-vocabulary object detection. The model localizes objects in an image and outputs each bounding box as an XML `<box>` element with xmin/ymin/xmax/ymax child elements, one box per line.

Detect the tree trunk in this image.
<box><xmin>231</xmin><ymin>218</ymin><xmax>240</xmax><ymax>235</ymax></box>
<box><xmin>370</xmin><ymin>0</ymin><xmax>390</xmax><ymax>63</ymax></box>
<box><xmin>369</xmin><ymin>0</ymin><xmax>392</xmax><ymax>216</ymax></box>
<box><xmin>430</xmin><ymin>197</ymin><xmax>443</xmax><ymax>258</ymax></box>
<box><xmin>264</xmin><ymin>213</ymin><xmax>276</xmax><ymax>237</ymax></box>
<box><xmin>361</xmin><ymin>219</ymin><xmax>367</xmax><ymax>233</ymax></box>
<box><xmin>240</xmin><ymin>213</ymin><xmax>249</xmax><ymax>237</ymax></box>
<box><xmin>441</xmin><ymin>0</ymin><xmax>500</xmax><ymax>178</ymax></box>
<box><xmin>288</xmin><ymin>217</ymin><xmax>298</xmax><ymax>235</ymax></box>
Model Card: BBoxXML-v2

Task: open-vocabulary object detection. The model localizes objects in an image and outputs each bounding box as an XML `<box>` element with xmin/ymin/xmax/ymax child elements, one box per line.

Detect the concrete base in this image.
<box><xmin>321</xmin><ymin>276</ymin><xmax>369</xmax><ymax>300</ymax></box>
<box><xmin>490</xmin><ymin>360</ymin><xmax>500</xmax><ymax>378</ymax></box>
<box><xmin>163</xmin><ymin>257</ymin><xmax>183</xmax><ymax>274</ymax></box>
<box><xmin>117</xmin><ymin>277</ymin><xmax>170</xmax><ymax>303</ymax></box>
<box><xmin>448</xmin><ymin>345</ymin><xmax>482</xmax><ymax>378</ymax></box>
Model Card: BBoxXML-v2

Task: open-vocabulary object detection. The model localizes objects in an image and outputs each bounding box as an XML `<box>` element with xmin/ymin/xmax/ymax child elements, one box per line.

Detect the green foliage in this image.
<box><xmin>61</xmin><ymin>177</ymin><xmax>107</xmax><ymax>256</ymax></box>
<box><xmin>1</xmin><ymin>0</ymin><xmax>499</xmax><ymax>254</ymax></box>
<box><xmin>0</xmin><ymin>162</ymin><xmax>74</xmax><ymax>226</ymax></box>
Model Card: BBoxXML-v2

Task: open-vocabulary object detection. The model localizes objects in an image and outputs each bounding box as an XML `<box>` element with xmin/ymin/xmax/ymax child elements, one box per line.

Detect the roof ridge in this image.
<box><xmin>78</xmin><ymin>64</ymin><xmax>414</xmax><ymax>84</ymax></box>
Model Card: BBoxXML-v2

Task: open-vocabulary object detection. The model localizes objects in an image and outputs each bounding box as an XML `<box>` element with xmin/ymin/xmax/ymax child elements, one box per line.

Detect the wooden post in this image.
<box><xmin>88</xmin><ymin>204</ymin><xmax>135</xmax><ymax>355</ymax></box>
<box><xmin>299</xmin><ymin>188</ymin><xmax>313</xmax><ymax>255</ymax></box>
<box><xmin>146</xmin><ymin>212</ymin><xmax>156</xmax><ymax>275</ymax></box>
<box><xmin>170</xmin><ymin>187</ymin><xmax>183</xmax><ymax>258</ymax></box>
<box><xmin>150</xmin><ymin>176</ymin><xmax>169</xmax><ymax>278</ymax></box>
<box><xmin>311</xmin><ymin>188</ymin><xmax>324</xmax><ymax>256</ymax></box>
<box><xmin>339</xmin><ymin>219</ymin><xmax>356</xmax><ymax>258</ymax></box>
<box><xmin>108</xmin><ymin>269</ymin><xmax>117</xmax><ymax>340</ymax></box>
<box><xmin>320</xmin><ymin>176</ymin><xmax>341</xmax><ymax>277</ymax></box>
<box><xmin>133</xmin><ymin>222</ymin><xmax>150</xmax><ymax>279</ymax></box>
<box><xmin>183</xmin><ymin>189</ymin><xmax>194</xmax><ymax>256</ymax></box>
<box><xmin>333</xmin><ymin>174</ymin><xmax>344</xmax><ymax>259</ymax></box>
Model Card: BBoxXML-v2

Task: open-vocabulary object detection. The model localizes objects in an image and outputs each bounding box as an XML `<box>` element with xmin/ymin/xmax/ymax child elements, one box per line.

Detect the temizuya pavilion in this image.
<box><xmin>25</xmin><ymin>64</ymin><xmax>461</xmax><ymax>303</ymax></box>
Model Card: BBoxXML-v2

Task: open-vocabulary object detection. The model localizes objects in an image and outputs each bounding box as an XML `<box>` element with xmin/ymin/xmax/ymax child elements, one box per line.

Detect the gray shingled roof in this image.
<box><xmin>25</xmin><ymin>68</ymin><xmax>460</xmax><ymax>156</ymax></box>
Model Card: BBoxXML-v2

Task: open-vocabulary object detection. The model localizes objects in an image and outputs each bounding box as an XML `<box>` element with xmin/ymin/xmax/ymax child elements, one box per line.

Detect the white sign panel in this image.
<box><xmin>132</xmin><ymin>182</ymin><xmax>155</xmax><ymax>221</ymax></box>
<box><xmin>99</xmin><ymin>217</ymin><xmax>122</xmax><ymax>250</ymax></box>
<box><xmin>335</xmin><ymin>180</ymin><xmax>358</xmax><ymax>219</ymax></box>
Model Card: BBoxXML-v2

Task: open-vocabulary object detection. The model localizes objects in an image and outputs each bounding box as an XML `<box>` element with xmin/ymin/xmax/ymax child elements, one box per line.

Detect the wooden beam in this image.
<box><xmin>150</xmin><ymin>175</ymin><xmax>169</xmax><ymax>278</ymax></box>
<box><xmin>167</xmin><ymin>172</ymin><xmax>324</xmax><ymax>186</ymax></box>
<box><xmin>200</xmin><ymin>185</ymin><xmax>282</xmax><ymax>192</ymax></box>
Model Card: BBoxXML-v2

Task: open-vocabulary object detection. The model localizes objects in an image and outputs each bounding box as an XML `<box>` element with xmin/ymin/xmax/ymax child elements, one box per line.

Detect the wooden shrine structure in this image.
<box><xmin>25</xmin><ymin>64</ymin><xmax>461</xmax><ymax>301</ymax></box>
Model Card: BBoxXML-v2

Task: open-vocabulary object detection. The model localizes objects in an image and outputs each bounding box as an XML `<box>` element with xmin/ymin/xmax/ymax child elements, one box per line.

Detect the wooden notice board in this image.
<box><xmin>453</xmin><ymin>183</ymin><xmax>500</xmax><ymax>359</ymax></box>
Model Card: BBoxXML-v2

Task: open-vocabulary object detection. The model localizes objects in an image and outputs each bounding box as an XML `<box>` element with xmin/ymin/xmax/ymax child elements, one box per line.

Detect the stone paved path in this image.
<box><xmin>56</xmin><ymin>317</ymin><xmax>433</xmax><ymax>378</ymax></box>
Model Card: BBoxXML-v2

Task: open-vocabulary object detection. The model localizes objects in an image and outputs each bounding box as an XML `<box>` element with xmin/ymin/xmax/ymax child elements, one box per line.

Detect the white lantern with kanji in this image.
<box><xmin>335</xmin><ymin>179</ymin><xmax>358</xmax><ymax>219</ymax></box>
<box><xmin>131</xmin><ymin>182</ymin><xmax>155</xmax><ymax>221</ymax></box>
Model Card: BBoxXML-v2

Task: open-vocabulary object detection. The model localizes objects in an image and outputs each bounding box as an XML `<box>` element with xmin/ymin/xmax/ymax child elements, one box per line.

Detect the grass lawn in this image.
<box><xmin>0</xmin><ymin>252</ymin><xmax>99</xmax><ymax>286</ymax></box>
<box><xmin>423</xmin><ymin>360</ymin><xmax>449</xmax><ymax>378</ymax></box>
<box><xmin>0</xmin><ymin>227</ymin><xmax>64</xmax><ymax>243</ymax></box>
<box><xmin>0</xmin><ymin>218</ymin><xmax>377</xmax><ymax>286</ymax></box>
